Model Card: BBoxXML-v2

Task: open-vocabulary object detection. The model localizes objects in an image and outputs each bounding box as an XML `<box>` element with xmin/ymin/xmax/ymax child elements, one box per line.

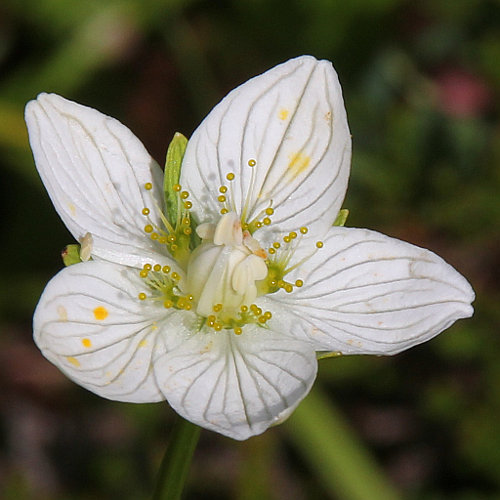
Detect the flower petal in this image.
<box><xmin>33</xmin><ymin>260</ymin><xmax>179</xmax><ymax>403</ymax></box>
<box><xmin>268</xmin><ymin>227</ymin><xmax>475</xmax><ymax>355</ymax></box>
<box><xmin>154</xmin><ymin>326</ymin><xmax>317</xmax><ymax>440</ymax></box>
<box><xmin>25</xmin><ymin>93</ymin><xmax>167</xmax><ymax>268</ymax></box>
<box><xmin>181</xmin><ymin>56</ymin><xmax>351</xmax><ymax>242</ymax></box>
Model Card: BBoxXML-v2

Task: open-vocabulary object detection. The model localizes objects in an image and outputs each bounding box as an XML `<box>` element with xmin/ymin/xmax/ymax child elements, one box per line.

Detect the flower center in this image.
<box><xmin>185</xmin><ymin>211</ymin><xmax>268</xmax><ymax>318</ymax></box>
<box><xmin>137</xmin><ymin>163</ymin><xmax>324</xmax><ymax>335</ymax></box>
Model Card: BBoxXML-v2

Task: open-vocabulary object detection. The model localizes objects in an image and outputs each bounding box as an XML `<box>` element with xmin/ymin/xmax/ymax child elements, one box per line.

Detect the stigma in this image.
<box><xmin>186</xmin><ymin>212</ymin><xmax>268</xmax><ymax>318</ymax></box>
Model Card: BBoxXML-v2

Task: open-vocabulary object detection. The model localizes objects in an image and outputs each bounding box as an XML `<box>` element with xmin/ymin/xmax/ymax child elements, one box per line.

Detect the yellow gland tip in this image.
<box><xmin>234</xmin><ymin>327</ymin><xmax>243</xmax><ymax>335</ymax></box>
<box><xmin>153</xmin><ymin>264</ymin><xmax>161</xmax><ymax>272</ymax></box>
<box><xmin>263</xmin><ymin>217</ymin><xmax>271</xmax><ymax>225</ymax></box>
<box><xmin>300</xmin><ymin>227</ymin><xmax>308</xmax><ymax>234</ymax></box>
<box><xmin>173</xmin><ymin>184</ymin><xmax>181</xmax><ymax>192</ymax></box>
<box><xmin>184</xmin><ymin>201</ymin><xmax>192</xmax><ymax>209</ymax></box>
<box><xmin>220</xmin><ymin>208</ymin><xmax>229</xmax><ymax>214</ymax></box>
<box><xmin>181</xmin><ymin>191</ymin><xmax>189</xmax><ymax>199</ymax></box>
<box><xmin>248</xmin><ymin>159</ymin><xmax>256</xmax><ymax>167</ymax></box>
<box><xmin>316</xmin><ymin>241</ymin><xmax>324</xmax><ymax>248</ymax></box>
<box><xmin>295</xmin><ymin>279</ymin><xmax>303</xmax><ymax>287</ymax></box>
<box><xmin>144</xmin><ymin>224</ymin><xmax>153</xmax><ymax>233</ymax></box>
<box><xmin>162</xmin><ymin>265</ymin><xmax>170</xmax><ymax>273</ymax></box>
<box><xmin>139</xmin><ymin>270</ymin><xmax>148</xmax><ymax>278</ymax></box>
<box><xmin>226</xmin><ymin>173</ymin><xmax>235</xmax><ymax>181</ymax></box>
<box><xmin>144</xmin><ymin>182</ymin><xmax>153</xmax><ymax>190</ymax></box>
<box><xmin>218</xmin><ymin>195</ymin><xmax>226</xmax><ymax>203</ymax></box>
<box><xmin>219</xmin><ymin>186</ymin><xmax>227</xmax><ymax>193</ymax></box>
<box><xmin>265</xmin><ymin>207</ymin><xmax>274</xmax><ymax>215</ymax></box>
<box><xmin>138</xmin><ymin>292</ymin><xmax>147</xmax><ymax>300</ymax></box>
<box><xmin>144</xmin><ymin>263</ymin><xmax>152</xmax><ymax>271</ymax></box>
<box><xmin>142</xmin><ymin>208</ymin><xmax>150</xmax><ymax>216</ymax></box>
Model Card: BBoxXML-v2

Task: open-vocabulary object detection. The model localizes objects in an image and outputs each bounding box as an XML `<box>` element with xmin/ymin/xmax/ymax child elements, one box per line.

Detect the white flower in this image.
<box><xmin>25</xmin><ymin>56</ymin><xmax>474</xmax><ymax>440</ymax></box>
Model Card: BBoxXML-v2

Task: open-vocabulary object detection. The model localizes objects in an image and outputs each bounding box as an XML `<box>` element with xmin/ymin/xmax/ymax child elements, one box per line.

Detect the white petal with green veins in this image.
<box><xmin>25</xmin><ymin>93</ymin><xmax>166</xmax><ymax>269</ymax></box>
<box><xmin>154</xmin><ymin>325</ymin><xmax>317</xmax><ymax>440</ymax></box>
<box><xmin>181</xmin><ymin>56</ymin><xmax>351</xmax><ymax>243</ymax></box>
<box><xmin>33</xmin><ymin>261</ymin><xmax>179</xmax><ymax>403</ymax></box>
<box><xmin>268</xmin><ymin>227</ymin><xmax>474</xmax><ymax>355</ymax></box>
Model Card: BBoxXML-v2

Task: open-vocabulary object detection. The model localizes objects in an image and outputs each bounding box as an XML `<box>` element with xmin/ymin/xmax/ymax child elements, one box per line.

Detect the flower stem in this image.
<box><xmin>152</xmin><ymin>416</ymin><xmax>201</xmax><ymax>500</ymax></box>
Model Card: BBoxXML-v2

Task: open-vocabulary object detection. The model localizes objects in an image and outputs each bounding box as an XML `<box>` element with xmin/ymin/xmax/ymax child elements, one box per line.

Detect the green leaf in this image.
<box><xmin>333</xmin><ymin>208</ymin><xmax>349</xmax><ymax>226</ymax></box>
<box><xmin>164</xmin><ymin>132</ymin><xmax>188</xmax><ymax>225</ymax></box>
<box><xmin>286</xmin><ymin>387</ymin><xmax>401</xmax><ymax>500</ymax></box>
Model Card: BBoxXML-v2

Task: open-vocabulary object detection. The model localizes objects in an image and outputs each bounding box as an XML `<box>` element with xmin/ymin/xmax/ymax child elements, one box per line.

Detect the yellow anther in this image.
<box><xmin>263</xmin><ymin>217</ymin><xmax>271</xmax><ymax>225</ymax></box>
<box><xmin>144</xmin><ymin>224</ymin><xmax>154</xmax><ymax>233</ymax></box>
<box><xmin>248</xmin><ymin>159</ymin><xmax>256</xmax><ymax>167</ymax></box>
<box><xmin>163</xmin><ymin>299</ymin><xmax>173</xmax><ymax>308</ymax></box>
<box><xmin>184</xmin><ymin>201</ymin><xmax>192</xmax><ymax>209</ymax></box>
<box><xmin>181</xmin><ymin>191</ymin><xmax>189</xmax><ymax>199</ymax></box>
<box><xmin>173</xmin><ymin>184</ymin><xmax>181</xmax><ymax>192</ymax></box>
<box><xmin>295</xmin><ymin>279</ymin><xmax>303</xmax><ymax>287</ymax></box>
<box><xmin>234</xmin><ymin>327</ymin><xmax>243</xmax><ymax>335</ymax></box>
<box><xmin>240</xmin><ymin>305</ymin><xmax>248</xmax><ymax>313</ymax></box>
<box><xmin>142</xmin><ymin>208</ymin><xmax>150</xmax><ymax>216</ymax></box>
<box><xmin>300</xmin><ymin>227</ymin><xmax>308</xmax><ymax>234</ymax></box>
<box><xmin>144</xmin><ymin>264</ymin><xmax>152</xmax><ymax>271</ymax></box>
<box><xmin>219</xmin><ymin>186</ymin><xmax>227</xmax><ymax>193</ymax></box>
<box><xmin>162</xmin><ymin>265</ymin><xmax>171</xmax><ymax>274</ymax></box>
<box><xmin>171</xmin><ymin>272</ymin><xmax>180</xmax><ymax>281</ymax></box>
<box><xmin>153</xmin><ymin>264</ymin><xmax>161</xmax><ymax>272</ymax></box>
<box><xmin>316</xmin><ymin>241</ymin><xmax>324</xmax><ymax>248</ymax></box>
<box><xmin>138</xmin><ymin>292</ymin><xmax>147</xmax><ymax>300</ymax></box>
<box><xmin>139</xmin><ymin>270</ymin><xmax>148</xmax><ymax>278</ymax></box>
<box><xmin>265</xmin><ymin>208</ymin><xmax>274</xmax><ymax>215</ymax></box>
<box><xmin>226</xmin><ymin>173</ymin><xmax>235</xmax><ymax>181</ymax></box>
<box><xmin>218</xmin><ymin>195</ymin><xmax>226</xmax><ymax>203</ymax></box>
<box><xmin>144</xmin><ymin>182</ymin><xmax>153</xmax><ymax>190</ymax></box>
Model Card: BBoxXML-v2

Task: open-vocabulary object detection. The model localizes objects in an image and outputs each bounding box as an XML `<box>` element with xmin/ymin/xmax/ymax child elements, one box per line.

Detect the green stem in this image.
<box><xmin>286</xmin><ymin>387</ymin><xmax>401</xmax><ymax>500</ymax></box>
<box><xmin>152</xmin><ymin>416</ymin><xmax>201</xmax><ymax>500</ymax></box>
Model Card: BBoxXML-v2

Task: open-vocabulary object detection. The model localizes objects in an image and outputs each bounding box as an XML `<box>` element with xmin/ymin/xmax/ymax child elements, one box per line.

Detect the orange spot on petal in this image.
<box><xmin>93</xmin><ymin>306</ymin><xmax>108</xmax><ymax>321</ymax></box>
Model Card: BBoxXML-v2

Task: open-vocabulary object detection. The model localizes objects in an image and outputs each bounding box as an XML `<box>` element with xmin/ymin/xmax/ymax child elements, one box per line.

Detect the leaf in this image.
<box><xmin>164</xmin><ymin>132</ymin><xmax>188</xmax><ymax>225</ymax></box>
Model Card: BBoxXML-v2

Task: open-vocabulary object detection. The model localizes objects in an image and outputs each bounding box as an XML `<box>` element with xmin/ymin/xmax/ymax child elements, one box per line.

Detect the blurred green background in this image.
<box><xmin>1</xmin><ymin>0</ymin><xmax>498</xmax><ymax>499</ymax></box>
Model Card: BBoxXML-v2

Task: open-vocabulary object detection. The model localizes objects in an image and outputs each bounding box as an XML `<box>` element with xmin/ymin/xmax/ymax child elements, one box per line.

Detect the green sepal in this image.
<box><xmin>333</xmin><ymin>209</ymin><xmax>349</xmax><ymax>227</ymax></box>
<box><xmin>164</xmin><ymin>132</ymin><xmax>188</xmax><ymax>225</ymax></box>
<box><xmin>316</xmin><ymin>351</ymin><xmax>342</xmax><ymax>360</ymax></box>
<box><xmin>61</xmin><ymin>244</ymin><xmax>82</xmax><ymax>266</ymax></box>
